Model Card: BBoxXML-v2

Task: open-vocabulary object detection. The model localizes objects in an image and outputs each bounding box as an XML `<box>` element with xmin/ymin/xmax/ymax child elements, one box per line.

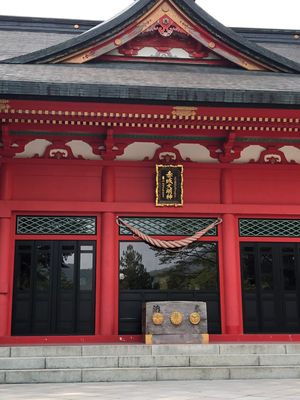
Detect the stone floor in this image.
<box><xmin>0</xmin><ymin>379</ymin><xmax>300</xmax><ymax>399</ymax></box>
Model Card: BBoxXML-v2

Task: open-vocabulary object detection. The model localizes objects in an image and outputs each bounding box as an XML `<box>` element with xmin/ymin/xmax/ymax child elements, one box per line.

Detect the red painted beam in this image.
<box><xmin>1</xmin><ymin>334</ymin><xmax>300</xmax><ymax>345</ymax></box>
<box><xmin>4</xmin><ymin>200</ymin><xmax>300</xmax><ymax>216</ymax></box>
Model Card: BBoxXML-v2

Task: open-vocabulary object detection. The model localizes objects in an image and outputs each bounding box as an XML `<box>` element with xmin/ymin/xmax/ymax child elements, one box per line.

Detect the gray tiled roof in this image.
<box><xmin>0</xmin><ymin>1</ymin><xmax>300</xmax><ymax>105</ymax></box>
<box><xmin>3</xmin><ymin>0</ymin><xmax>300</xmax><ymax>73</ymax></box>
<box><xmin>0</xmin><ymin>15</ymin><xmax>98</xmax><ymax>34</ymax></box>
<box><xmin>1</xmin><ymin>63</ymin><xmax>300</xmax><ymax>105</ymax></box>
<box><xmin>1</xmin><ymin>29</ymin><xmax>300</xmax><ymax>64</ymax></box>
<box><xmin>0</xmin><ymin>30</ymin><xmax>75</xmax><ymax>61</ymax></box>
<box><xmin>259</xmin><ymin>43</ymin><xmax>300</xmax><ymax>64</ymax></box>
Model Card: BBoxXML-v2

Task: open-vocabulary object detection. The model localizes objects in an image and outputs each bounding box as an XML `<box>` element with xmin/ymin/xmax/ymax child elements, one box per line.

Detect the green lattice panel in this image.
<box><xmin>16</xmin><ymin>216</ymin><xmax>96</xmax><ymax>235</ymax></box>
<box><xmin>239</xmin><ymin>219</ymin><xmax>300</xmax><ymax>237</ymax></box>
<box><xmin>119</xmin><ymin>217</ymin><xmax>218</xmax><ymax>236</ymax></box>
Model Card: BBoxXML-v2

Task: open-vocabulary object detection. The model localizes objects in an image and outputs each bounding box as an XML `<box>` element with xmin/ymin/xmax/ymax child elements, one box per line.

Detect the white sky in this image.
<box><xmin>0</xmin><ymin>0</ymin><xmax>300</xmax><ymax>30</ymax></box>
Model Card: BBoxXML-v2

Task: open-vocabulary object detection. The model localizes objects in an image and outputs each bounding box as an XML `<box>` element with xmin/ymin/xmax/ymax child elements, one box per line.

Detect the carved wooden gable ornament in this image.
<box><xmin>57</xmin><ymin>0</ymin><xmax>267</xmax><ymax>70</ymax></box>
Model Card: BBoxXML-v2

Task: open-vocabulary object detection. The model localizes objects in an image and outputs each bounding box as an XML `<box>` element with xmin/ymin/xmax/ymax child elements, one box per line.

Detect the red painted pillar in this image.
<box><xmin>99</xmin><ymin>165</ymin><xmax>117</xmax><ymax>336</ymax></box>
<box><xmin>221</xmin><ymin>168</ymin><xmax>243</xmax><ymax>335</ymax></box>
<box><xmin>0</xmin><ymin>162</ymin><xmax>12</xmax><ymax>337</ymax></box>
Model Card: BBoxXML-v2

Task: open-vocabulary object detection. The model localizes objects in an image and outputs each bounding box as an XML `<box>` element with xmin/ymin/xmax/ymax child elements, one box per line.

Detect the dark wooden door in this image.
<box><xmin>12</xmin><ymin>241</ymin><xmax>96</xmax><ymax>335</ymax></box>
<box><xmin>241</xmin><ymin>243</ymin><xmax>300</xmax><ymax>333</ymax></box>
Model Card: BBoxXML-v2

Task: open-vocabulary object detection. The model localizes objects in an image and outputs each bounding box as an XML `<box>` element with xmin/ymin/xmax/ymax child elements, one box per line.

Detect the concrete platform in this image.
<box><xmin>1</xmin><ymin>380</ymin><xmax>300</xmax><ymax>399</ymax></box>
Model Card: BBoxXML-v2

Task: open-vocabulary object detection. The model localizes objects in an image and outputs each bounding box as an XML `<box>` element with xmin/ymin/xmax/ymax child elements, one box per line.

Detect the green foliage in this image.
<box><xmin>120</xmin><ymin>244</ymin><xmax>153</xmax><ymax>289</ymax></box>
<box><xmin>154</xmin><ymin>243</ymin><xmax>218</xmax><ymax>290</ymax></box>
<box><xmin>119</xmin><ymin>242</ymin><xmax>218</xmax><ymax>291</ymax></box>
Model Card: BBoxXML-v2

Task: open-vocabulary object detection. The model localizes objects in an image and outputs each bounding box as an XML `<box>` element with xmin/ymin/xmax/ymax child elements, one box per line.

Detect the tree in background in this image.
<box><xmin>120</xmin><ymin>244</ymin><xmax>153</xmax><ymax>289</ymax></box>
<box><xmin>155</xmin><ymin>242</ymin><xmax>217</xmax><ymax>290</ymax></box>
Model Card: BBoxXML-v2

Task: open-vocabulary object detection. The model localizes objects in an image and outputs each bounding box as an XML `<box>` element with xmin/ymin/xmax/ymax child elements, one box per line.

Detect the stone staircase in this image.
<box><xmin>1</xmin><ymin>343</ymin><xmax>300</xmax><ymax>383</ymax></box>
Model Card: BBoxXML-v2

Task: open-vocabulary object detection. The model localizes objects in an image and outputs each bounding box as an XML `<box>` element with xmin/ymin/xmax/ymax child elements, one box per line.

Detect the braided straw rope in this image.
<box><xmin>118</xmin><ymin>218</ymin><xmax>223</xmax><ymax>249</ymax></box>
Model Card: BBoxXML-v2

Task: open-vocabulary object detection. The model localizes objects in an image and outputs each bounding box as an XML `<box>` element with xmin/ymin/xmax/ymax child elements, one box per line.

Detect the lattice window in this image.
<box><xmin>16</xmin><ymin>216</ymin><xmax>96</xmax><ymax>235</ymax></box>
<box><xmin>239</xmin><ymin>219</ymin><xmax>300</xmax><ymax>237</ymax></box>
<box><xmin>119</xmin><ymin>217</ymin><xmax>218</xmax><ymax>236</ymax></box>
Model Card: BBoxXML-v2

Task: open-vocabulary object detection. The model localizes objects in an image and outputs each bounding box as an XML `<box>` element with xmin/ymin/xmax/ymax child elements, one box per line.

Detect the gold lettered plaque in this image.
<box><xmin>156</xmin><ymin>164</ymin><xmax>183</xmax><ymax>207</ymax></box>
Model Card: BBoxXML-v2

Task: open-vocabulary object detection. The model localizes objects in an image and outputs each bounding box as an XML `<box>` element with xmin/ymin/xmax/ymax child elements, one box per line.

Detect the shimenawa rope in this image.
<box><xmin>117</xmin><ymin>217</ymin><xmax>222</xmax><ymax>249</ymax></box>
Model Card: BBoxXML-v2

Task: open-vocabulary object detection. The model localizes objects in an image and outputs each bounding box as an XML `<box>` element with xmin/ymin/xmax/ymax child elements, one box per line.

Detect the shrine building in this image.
<box><xmin>1</xmin><ymin>0</ymin><xmax>300</xmax><ymax>344</ymax></box>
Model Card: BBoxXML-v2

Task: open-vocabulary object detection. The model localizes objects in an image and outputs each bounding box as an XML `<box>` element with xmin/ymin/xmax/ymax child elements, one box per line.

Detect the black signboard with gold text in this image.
<box><xmin>156</xmin><ymin>165</ymin><xmax>183</xmax><ymax>207</ymax></box>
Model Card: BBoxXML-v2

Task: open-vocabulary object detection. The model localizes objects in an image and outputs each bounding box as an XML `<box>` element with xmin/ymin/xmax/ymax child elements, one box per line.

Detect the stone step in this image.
<box><xmin>1</xmin><ymin>343</ymin><xmax>300</xmax><ymax>384</ymax></box>
<box><xmin>218</xmin><ymin>344</ymin><xmax>292</xmax><ymax>355</ymax></box>
<box><xmin>2</xmin><ymin>365</ymin><xmax>300</xmax><ymax>384</ymax></box>
<box><xmin>3</xmin><ymin>343</ymin><xmax>300</xmax><ymax>358</ymax></box>
<box><xmin>118</xmin><ymin>354</ymin><xmax>258</xmax><ymax>368</ymax></box>
<box><xmin>46</xmin><ymin>355</ymin><xmax>191</xmax><ymax>369</ymax></box>
<box><xmin>3</xmin><ymin>353</ymin><xmax>300</xmax><ymax>370</ymax></box>
<box><xmin>259</xmin><ymin>354</ymin><xmax>300</xmax><ymax>366</ymax></box>
<box><xmin>158</xmin><ymin>366</ymin><xmax>300</xmax><ymax>381</ymax></box>
<box><xmin>230</xmin><ymin>366</ymin><xmax>300</xmax><ymax>380</ymax></box>
<box><xmin>45</xmin><ymin>354</ymin><xmax>260</xmax><ymax>368</ymax></box>
<box><xmin>0</xmin><ymin>354</ymin><xmax>264</xmax><ymax>370</ymax></box>
<box><xmin>152</xmin><ymin>343</ymin><xmax>290</xmax><ymax>355</ymax></box>
<box><xmin>0</xmin><ymin>357</ymin><xmax>45</xmax><ymax>370</ymax></box>
<box><xmin>5</xmin><ymin>345</ymin><xmax>152</xmax><ymax>358</ymax></box>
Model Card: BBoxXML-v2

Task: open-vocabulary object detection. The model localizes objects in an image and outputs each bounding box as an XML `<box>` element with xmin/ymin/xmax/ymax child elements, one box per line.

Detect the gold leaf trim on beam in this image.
<box><xmin>0</xmin><ymin>100</ymin><xmax>10</xmax><ymax>112</ymax></box>
<box><xmin>172</xmin><ymin>106</ymin><xmax>198</xmax><ymax>118</ymax></box>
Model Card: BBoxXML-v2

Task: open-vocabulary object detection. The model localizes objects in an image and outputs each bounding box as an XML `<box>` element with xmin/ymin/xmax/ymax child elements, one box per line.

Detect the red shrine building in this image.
<box><xmin>1</xmin><ymin>0</ymin><xmax>300</xmax><ymax>344</ymax></box>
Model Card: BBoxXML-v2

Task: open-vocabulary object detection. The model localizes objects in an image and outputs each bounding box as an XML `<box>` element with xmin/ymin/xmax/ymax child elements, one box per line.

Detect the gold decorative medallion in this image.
<box><xmin>170</xmin><ymin>311</ymin><xmax>183</xmax><ymax>326</ymax></box>
<box><xmin>152</xmin><ymin>312</ymin><xmax>164</xmax><ymax>325</ymax></box>
<box><xmin>189</xmin><ymin>312</ymin><xmax>201</xmax><ymax>325</ymax></box>
<box><xmin>161</xmin><ymin>3</ymin><xmax>169</xmax><ymax>12</ymax></box>
<box><xmin>115</xmin><ymin>38</ymin><xmax>122</xmax><ymax>46</ymax></box>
